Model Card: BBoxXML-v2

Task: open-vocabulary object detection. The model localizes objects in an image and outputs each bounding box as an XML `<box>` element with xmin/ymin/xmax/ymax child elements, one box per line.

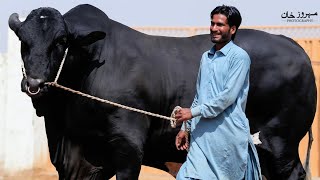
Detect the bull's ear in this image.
<box><xmin>63</xmin><ymin>18</ymin><xmax>106</xmax><ymax>46</ymax></box>
<box><xmin>76</xmin><ymin>31</ymin><xmax>106</xmax><ymax>46</ymax></box>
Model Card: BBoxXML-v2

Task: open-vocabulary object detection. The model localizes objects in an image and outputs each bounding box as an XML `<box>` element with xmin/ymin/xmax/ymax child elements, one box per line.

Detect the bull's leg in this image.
<box><xmin>48</xmin><ymin>135</ymin><xmax>104</xmax><ymax>180</ymax></box>
<box><xmin>304</xmin><ymin>128</ymin><xmax>313</xmax><ymax>180</ymax></box>
<box><xmin>108</xmin><ymin>111</ymin><xmax>149</xmax><ymax>180</ymax></box>
<box><xmin>255</xmin><ymin>146</ymin><xmax>272</xmax><ymax>179</ymax></box>
<box><xmin>257</xmin><ymin>131</ymin><xmax>306</xmax><ymax>180</ymax></box>
<box><xmin>110</xmin><ymin>138</ymin><xmax>143</xmax><ymax>180</ymax></box>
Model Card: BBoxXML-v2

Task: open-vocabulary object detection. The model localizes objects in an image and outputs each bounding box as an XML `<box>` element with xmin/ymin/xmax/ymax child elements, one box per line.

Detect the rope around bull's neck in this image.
<box><xmin>19</xmin><ymin>48</ymin><xmax>190</xmax><ymax>130</ymax></box>
<box><xmin>54</xmin><ymin>48</ymin><xmax>68</xmax><ymax>83</ymax></box>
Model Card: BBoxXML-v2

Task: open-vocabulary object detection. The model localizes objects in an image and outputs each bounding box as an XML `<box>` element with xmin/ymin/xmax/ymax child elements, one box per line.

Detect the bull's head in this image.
<box><xmin>8</xmin><ymin>6</ymin><xmax>106</xmax><ymax>98</ymax></box>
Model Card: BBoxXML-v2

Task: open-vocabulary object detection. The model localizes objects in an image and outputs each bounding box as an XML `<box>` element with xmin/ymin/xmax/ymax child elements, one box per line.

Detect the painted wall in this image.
<box><xmin>0</xmin><ymin>29</ymin><xmax>51</xmax><ymax>176</ymax></box>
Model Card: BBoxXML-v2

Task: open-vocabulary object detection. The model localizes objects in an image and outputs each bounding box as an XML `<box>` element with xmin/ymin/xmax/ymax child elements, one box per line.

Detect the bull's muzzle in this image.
<box><xmin>27</xmin><ymin>86</ymin><xmax>41</xmax><ymax>95</ymax></box>
<box><xmin>26</xmin><ymin>77</ymin><xmax>44</xmax><ymax>96</ymax></box>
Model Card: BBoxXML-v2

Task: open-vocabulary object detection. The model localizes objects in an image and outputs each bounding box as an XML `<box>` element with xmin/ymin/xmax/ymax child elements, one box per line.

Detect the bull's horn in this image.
<box><xmin>8</xmin><ymin>13</ymin><xmax>22</xmax><ymax>33</ymax></box>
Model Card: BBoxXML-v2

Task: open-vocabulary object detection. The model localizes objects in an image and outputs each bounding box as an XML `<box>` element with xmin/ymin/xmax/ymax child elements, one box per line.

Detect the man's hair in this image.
<box><xmin>210</xmin><ymin>5</ymin><xmax>242</xmax><ymax>40</ymax></box>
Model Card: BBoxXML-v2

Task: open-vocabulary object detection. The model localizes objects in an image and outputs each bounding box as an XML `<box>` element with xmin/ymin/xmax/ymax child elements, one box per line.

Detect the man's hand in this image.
<box><xmin>175</xmin><ymin>108</ymin><xmax>192</xmax><ymax>122</ymax></box>
<box><xmin>175</xmin><ymin>130</ymin><xmax>189</xmax><ymax>150</ymax></box>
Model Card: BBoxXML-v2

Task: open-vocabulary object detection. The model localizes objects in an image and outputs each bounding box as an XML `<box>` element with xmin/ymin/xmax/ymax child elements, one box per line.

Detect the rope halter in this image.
<box><xmin>20</xmin><ymin>48</ymin><xmax>69</xmax><ymax>95</ymax></box>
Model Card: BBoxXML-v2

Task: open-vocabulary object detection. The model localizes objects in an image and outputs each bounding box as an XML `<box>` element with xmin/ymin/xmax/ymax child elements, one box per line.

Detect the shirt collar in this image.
<box><xmin>208</xmin><ymin>40</ymin><xmax>234</xmax><ymax>56</ymax></box>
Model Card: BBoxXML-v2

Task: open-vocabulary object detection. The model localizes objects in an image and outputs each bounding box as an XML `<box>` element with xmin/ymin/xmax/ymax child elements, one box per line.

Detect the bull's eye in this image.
<box><xmin>55</xmin><ymin>36</ymin><xmax>67</xmax><ymax>47</ymax></box>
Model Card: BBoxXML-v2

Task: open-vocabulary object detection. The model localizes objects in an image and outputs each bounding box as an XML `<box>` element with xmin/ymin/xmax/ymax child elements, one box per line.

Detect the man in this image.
<box><xmin>175</xmin><ymin>5</ymin><xmax>261</xmax><ymax>180</ymax></box>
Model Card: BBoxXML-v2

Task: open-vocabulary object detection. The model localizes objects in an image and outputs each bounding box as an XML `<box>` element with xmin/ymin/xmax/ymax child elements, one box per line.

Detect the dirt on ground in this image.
<box><xmin>0</xmin><ymin>165</ymin><xmax>176</xmax><ymax>180</ymax></box>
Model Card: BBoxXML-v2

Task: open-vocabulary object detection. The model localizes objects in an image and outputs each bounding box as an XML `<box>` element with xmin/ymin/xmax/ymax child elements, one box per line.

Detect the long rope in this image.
<box><xmin>45</xmin><ymin>82</ymin><xmax>178</xmax><ymax>127</ymax></box>
<box><xmin>46</xmin><ymin>82</ymin><xmax>189</xmax><ymax>150</ymax></box>
<box><xmin>20</xmin><ymin>48</ymin><xmax>190</xmax><ymax>147</ymax></box>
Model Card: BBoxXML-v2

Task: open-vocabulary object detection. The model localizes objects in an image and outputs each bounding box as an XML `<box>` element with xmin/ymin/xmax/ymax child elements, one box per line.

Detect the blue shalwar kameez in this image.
<box><xmin>177</xmin><ymin>41</ymin><xmax>261</xmax><ymax>180</ymax></box>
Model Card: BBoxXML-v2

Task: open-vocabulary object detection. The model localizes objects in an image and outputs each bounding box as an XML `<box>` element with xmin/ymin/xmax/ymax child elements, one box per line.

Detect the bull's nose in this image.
<box><xmin>26</xmin><ymin>77</ymin><xmax>44</xmax><ymax>94</ymax></box>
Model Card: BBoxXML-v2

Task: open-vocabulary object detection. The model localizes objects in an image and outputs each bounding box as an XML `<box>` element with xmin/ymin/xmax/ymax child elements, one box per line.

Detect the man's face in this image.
<box><xmin>210</xmin><ymin>14</ymin><xmax>236</xmax><ymax>44</ymax></box>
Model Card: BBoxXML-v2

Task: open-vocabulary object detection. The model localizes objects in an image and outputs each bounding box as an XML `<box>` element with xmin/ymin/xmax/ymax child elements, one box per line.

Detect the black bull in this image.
<box><xmin>8</xmin><ymin>4</ymin><xmax>316</xmax><ymax>180</ymax></box>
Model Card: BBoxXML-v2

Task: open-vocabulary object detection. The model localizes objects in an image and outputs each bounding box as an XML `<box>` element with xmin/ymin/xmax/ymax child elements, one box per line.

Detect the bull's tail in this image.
<box><xmin>304</xmin><ymin>128</ymin><xmax>313</xmax><ymax>180</ymax></box>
